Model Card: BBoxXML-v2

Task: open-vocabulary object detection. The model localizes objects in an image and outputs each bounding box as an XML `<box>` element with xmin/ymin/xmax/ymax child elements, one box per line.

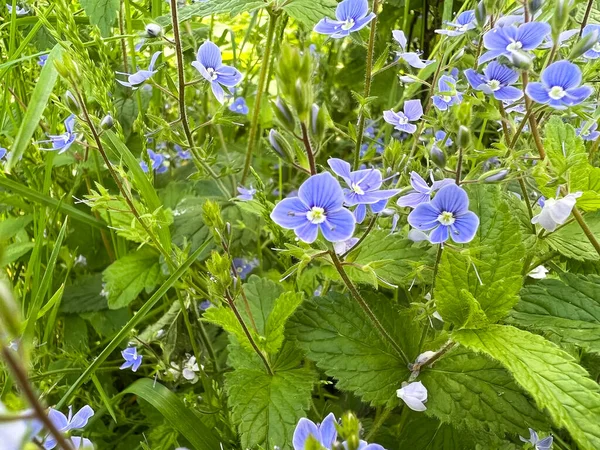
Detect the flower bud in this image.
<box><xmin>430</xmin><ymin>145</ymin><xmax>446</xmax><ymax>168</ymax></box>
<box><xmin>528</xmin><ymin>0</ymin><xmax>543</xmax><ymax>14</ymax></box>
<box><xmin>457</xmin><ymin>125</ymin><xmax>471</xmax><ymax>148</ymax></box>
<box><xmin>100</xmin><ymin>113</ymin><xmax>114</xmax><ymax>130</ymax></box>
<box><xmin>145</xmin><ymin>23</ymin><xmax>163</xmax><ymax>38</ymax></box>
<box><xmin>475</xmin><ymin>1</ymin><xmax>486</xmax><ymax>28</ymax></box>
<box><xmin>508</xmin><ymin>49</ymin><xmax>533</xmax><ymax>70</ymax></box>
<box><xmin>206</xmin><ymin>251</ymin><xmax>232</xmax><ymax>296</ymax></box>
<box><xmin>272</xmin><ymin>98</ymin><xmax>296</xmax><ymax>132</ymax></box>
<box><xmin>269</xmin><ymin>129</ymin><xmax>293</xmax><ymax>160</ymax></box>
<box><xmin>569</xmin><ymin>29</ymin><xmax>600</xmax><ymax>60</ymax></box>
<box><xmin>552</xmin><ymin>0</ymin><xmax>569</xmax><ymax>39</ymax></box>
<box><xmin>481</xmin><ymin>168</ymin><xmax>509</xmax><ymax>182</ymax></box>
<box><xmin>202</xmin><ymin>199</ymin><xmax>225</xmax><ymax>235</ymax></box>
<box><xmin>310</xmin><ymin>104</ymin><xmax>327</xmax><ymax>140</ymax></box>
<box><xmin>65</xmin><ymin>90</ymin><xmax>80</xmax><ymax>114</ymax></box>
<box><xmin>292</xmin><ymin>79</ymin><xmax>311</xmax><ymax>122</ymax></box>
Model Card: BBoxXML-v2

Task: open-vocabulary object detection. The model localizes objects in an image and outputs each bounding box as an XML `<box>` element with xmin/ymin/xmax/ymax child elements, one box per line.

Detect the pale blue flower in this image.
<box><xmin>581</xmin><ymin>24</ymin><xmax>600</xmax><ymax>59</ymax></box>
<box><xmin>432</xmin><ymin>75</ymin><xmax>463</xmax><ymax>110</ymax></box>
<box><xmin>120</xmin><ymin>347</ymin><xmax>143</xmax><ymax>372</ymax></box>
<box><xmin>237</xmin><ymin>185</ymin><xmax>255</xmax><ymax>201</ymax></box>
<box><xmin>39</xmin><ymin>115</ymin><xmax>77</xmax><ymax>153</ymax></box>
<box><xmin>38</xmin><ymin>54</ymin><xmax>48</xmax><ymax>66</ymax></box>
<box><xmin>314</xmin><ymin>0</ymin><xmax>375</xmax><ymax>39</ymax></box>
<box><xmin>43</xmin><ymin>405</ymin><xmax>94</xmax><ymax>449</ymax></box>
<box><xmin>577</xmin><ymin>122</ymin><xmax>600</xmax><ymax>141</ymax></box>
<box><xmin>141</xmin><ymin>149</ymin><xmax>168</xmax><ymax>173</ymax></box>
<box><xmin>525</xmin><ymin>61</ymin><xmax>592</xmax><ymax>109</ymax></box>
<box><xmin>116</xmin><ymin>51</ymin><xmax>161</xmax><ymax>89</ymax></box>
<box><xmin>192</xmin><ymin>41</ymin><xmax>243</xmax><ymax>104</ymax></box>
<box><xmin>383</xmin><ymin>100</ymin><xmax>423</xmax><ymax>134</ymax></box>
<box><xmin>520</xmin><ymin>428</ymin><xmax>553</xmax><ymax>450</ymax></box>
<box><xmin>6</xmin><ymin>4</ymin><xmax>28</xmax><ymax>15</ymax></box>
<box><xmin>397</xmin><ymin>171</ymin><xmax>453</xmax><ymax>208</ymax></box>
<box><xmin>175</xmin><ymin>144</ymin><xmax>192</xmax><ymax>160</ymax></box>
<box><xmin>465</xmin><ymin>62</ymin><xmax>523</xmax><ymax>101</ymax></box>
<box><xmin>479</xmin><ymin>22</ymin><xmax>550</xmax><ymax>65</ymax></box>
<box><xmin>392</xmin><ymin>30</ymin><xmax>435</xmax><ymax>69</ymax></box>
<box><xmin>233</xmin><ymin>257</ymin><xmax>259</xmax><ymax>279</ymax></box>
<box><xmin>229</xmin><ymin>97</ymin><xmax>249</xmax><ymax>114</ymax></box>
<box><xmin>435</xmin><ymin>10</ymin><xmax>476</xmax><ymax>36</ymax></box>
<box><xmin>293</xmin><ymin>414</ymin><xmax>337</xmax><ymax>450</ymax></box>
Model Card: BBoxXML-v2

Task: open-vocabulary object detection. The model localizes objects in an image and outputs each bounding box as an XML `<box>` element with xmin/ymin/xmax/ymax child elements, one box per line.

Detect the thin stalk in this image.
<box><xmin>353</xmin><ymin>0</ymin><xmax>381</xmax><ymax>170</ymax></box>
<box><xmin>412</xmin><ymin>340</ymin><xmax>455</xmax><ymax>372</ymax></box>
<box><xmin>329</xmin><ymin>251</ymin><xmax>409</xmax><ymax>364</ymax></box>
<box><xmin>241</xmin><ymin>11</ymin><xmax>279</xmax><ymax>183</ymax></box>
<box><xmin>521</xmin><ymin>72</ymin><xmax>546</xmax><ymax>159</ymax></box>
<box><xmin>571</xmin><ymin>207</ymin><xmax>600</xmax><ymax>257</ymax></box>
<box><xmin>365</xmin><ymin>406</ymin><xmax>393</xmax><ymax>441</ymax></box>
<box><xmin>455</xmin><ymin>146</ymin><xmax>464</xmax><ymax>185</ymax></box>
<box><xmin>579</xmin><ymin>0</ymin><xmax>594</xmax><ymax>37</ymax></box>
<box><xmin>341</xmin><ymin>214</ymin><xmax>378</xmax><ymax>259</ymax></box>
<box><xmin>300</xmin><ymin>122</ymin><xmax>316</xmax><ymax>175</ymax></box>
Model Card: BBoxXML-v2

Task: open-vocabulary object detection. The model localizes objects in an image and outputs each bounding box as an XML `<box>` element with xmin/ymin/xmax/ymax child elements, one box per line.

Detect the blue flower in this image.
<box><xmin>432</xmin><ymin>75</ymin><xmax>463</xmax><ymax>110</ymax></box>
<box><xmin>6</xmin><ymin>4</ymin><xmax>28</xmax><ymax>15</ymax></box>
<box><xmin>577</xmin><ymin>121</ymin><xmax>600</xmax><ymax>141</ymax></box>
<box><xmin>39</xmin><ymin>114</ymin><xmax>77</xmax><ymax>153</ymax></box>
<box><xmin>237</xmin><ymin>185</ymin><xmax>256</xmax><ymax>201</ymax></box>
<box><xmin>434</xmin><ymin>130</ymin><xmax>452</xmax><ymax>147</ymax></box>
<box><xmin>199</xmin><ymin>300</ymin><xmax>212</xmax><ymax>311</ymax></box>
<box><xmin>408</xmin><ymin>184</ymin><xmax>479</xmax><ymax>244</ymax></box>
<box><xmin>435</xmin><ymin>10</ymin><xmax>476</xmax><ymax>36</ymax></box>
<box><xmin>38</xmin><ymin>54</ymin><xmax>48</xmax><ymax>66</ymax></box>
<box><xmin>175</xmin><ymin>144</ymin><xmax>192</xmax><ymax>160</ymax></box>
<box><xmin>465</xmin><ymin>62</ymin><xmax>523</xmax><ymax>101</ymax></box>
<box><xmin>120</xmin><ymin>347</ymin><xmax>143</xmax><ymax>372</ymax></box>
<box><xmin>229</xmin><ymin>97</ymin><xmax>249</xmax><ymax>114</ymax></box>
<box><xmin>0</xmin><ymin>147</ymin><xmax>6</xmax><ymax>160</ymax></box>
<box><xmin>192</xmin><ymin>41</ymin><xmax>243</xmax><ymax>104</ymax></box>
<box><xmin>525</xmin><ymin>61</ymin><xmax>592</xmax><ymax>110</ymax></box>
<box><xmin>233</xmin><ymin>257</ymin><xmax>259</xmax><ymax>280</ymax></box>
<box><xmin>397</xmin><ymin>171</ymin><xmax>454</xmax><ymax>208</ymax></box>
<box><xmin>519</xmin><ymin>428</ymin><xmax>553</xmax><ymax>450</ymax></box>
<box><xmin>270</xmin><ymin>172</ymin><xmax>355</xmax><ymax>244</ymax></box>
<box><xmin>540</xmin><ymin>29</ymin><xmax>578</xmax><ymax>49</ymax></box>
<box><xmin>581</xmin><ymin>24</ymin><xmax>600</xmax><ymax>59</ymax></box>
<box><xmin>314</xmin><ymin>0</ymin><xmax>376</xmax><ymax>39</ymax></box>
<box><xmin>392</xmin><ymin>30</ymin><xmax>435</xmax><ymax>69</ymax></box>
<box><xmin>142</xmin><ymin>149</ymin><xmax>168</xmax><ymax>173</ymax></box>
<box><xmin>116</xmin><ymin>51</ymin><xmax>161</xmax><ymax>89</ymax></box>
<box><xmin>43</xmin><ymin>405</ymin><xmax>94</xmax><ymax>449</ymax></box>
<box><xmin>479</xmin><ymin>22</ymin><xmax>550</xmax><ymax>65</ymax></box>
<box><xmin>293</xmin><ymin>413</ymin><xmax>337</xmax><ymax>450</ymax></box>
<box><xmin>383</xmin><ymin>99</ymin><xmax>423</xmax><ymax>134</ymax></box>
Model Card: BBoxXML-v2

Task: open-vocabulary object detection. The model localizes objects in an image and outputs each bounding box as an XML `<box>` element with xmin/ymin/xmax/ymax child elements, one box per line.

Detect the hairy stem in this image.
<box><xmin>301</xmin><ymin>122</ymin><xmax>317</xmax><ymax>175</ymax></box>
<box><xmin>521</xmin><ymin>71</ymin><xmax>546</xmax><ymax>159</ymax></box>
<box><xmin>579</xmin><ymin>0</ymin><xmax>594</xmax><ymax>37</ymax></box>
<box><xmin>341</xmin><ymin>214</ymin><xmax>378</xmax><ymax>259</ymax></box>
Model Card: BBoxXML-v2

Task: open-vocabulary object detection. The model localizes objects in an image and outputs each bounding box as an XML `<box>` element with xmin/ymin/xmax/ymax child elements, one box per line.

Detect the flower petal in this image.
<box><xmin>321</xmin><ymin>208</ymin><xmax>356</xmax><ymax>242</ymax></box>
<box><xmin>319</xmin><ymin>413</ymin><xmax>338</xmax><ymax>449</ymax></box>
<box><xmin>271</xmin><ymin>197</ymin><xmax>309</xmax><ymax>229</ymax></box>
<box><xmin>211</xmin><ymin>82</ymin><xmax>225</xmax><ymax>104</ymax></box>
<box><xmin>298</xmin><ymin>172</ymin><xmax>345</xmax><ymax>211</ymax></box>
<box><xmin>296</xmin><ymin>221</ymin><xmax>320</xmax><ymax>243</ymax></box>
<box><xmin>483</xmin><ymin>27</ymin><xmax>511</xmax><ymax>51</ymax></box>
<box><xmin>525</xmin><ymin>82</ymin><xmax>550</xmax><ymax>104</ymax></box>
<box><xmin>403</xmin><ymin>99</ymin><xmax>423</xmax><ymax>121</ymax></box>
<box><xmin>314</xmin><ymin>17</ymin><xmax>344</xmax><ymax>35</ymax></box>
<box><xmin>216</xmin><ymin>65</ymin><xmax>243</xmax><ymax>87</ymax></box>
<box><xmin>328</xmin><ymin>158</ymin><xmax>353</xmax><ymax>184</ymax></box>
<box><xmin>430</xmin><ymin>184</ymin><xmax>470</xmax><ymax>215</ymax></box>
<box><xmin>450</xmin><ymin>211</ymin><xmax>479</xmax><ymax>243</ymax></box>
<box><xmin>429</xmin><ymin>224</ymin><xmax>449</xmax><ymax>243</ymax></box>
<box><xmin>48</xmin><ymin>409</ymin><xmax>69</xmax><ymax>431</ymax></box>
<box><xmin>397</xmin><ymin>192</ymin><xmax>429</xmax><ymax>208</ymax></box>
<box><xmin>67</xmin><ymin>406</ymin><xmax>94</xmax><ymax>431</ymax></box>
<box><xmin>516</xmin><ymin>21</ymin><xmax>551</xmax><ymax>50</ymax></box>
<box><xmin>493</xmin><ymin>85</ymin><xmax>523</xmax><ymax>101</ymax></box>
<box><xmin>484</xmin><ymin>61</ymin><xmax>519</xmax><ymax>86</ymax></box>
<box><xmin>336</xmin><ymin>0</ymin><xmax>369</xmax><ymax>21</ymax></box>
<box><xmin>541</xmin><ymin>60</ymin><xmax>582</xmax><ymax>90</ymax></box>
<box><xmin>198</xmin><ymin>40</ymin><xmax>222</xmax><ymax>69</ymax></box>
<box><xmin>464</xmin><ymin>69</ymin><xmax>486</xmax><ymax>90</ymax></box>
<box><xmin>392</xmin><ymin>30</ymin><xmax>407</xmax><ymax>50</ymax></box>
<box><xmin>408</xmin><ymin>202</ymin><xmax>440</xmax><ymax>231</ymax></box>
<box><xmin>354</xmin><ymin>203</ymin><xmax>367</xmax><ymax>223</ymax></box>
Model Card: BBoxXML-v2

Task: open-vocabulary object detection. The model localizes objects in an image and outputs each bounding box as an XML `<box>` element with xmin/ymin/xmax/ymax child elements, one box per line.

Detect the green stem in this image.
<box><xmin>571</xmin><ymin>207</ymin><xmax>600</xmax><ymax>257</ymax></box>
<box><xmin>353</xmin><ymin>0</ymin><xmax>381</xmax><ymax>170</ymax></box>
<box><xmin>301</xmin><ymin>122</ymin><xmax>317</xmax><ymax>175</ymax></box>
<box><xmin>241</xmin><ymin>10</ymin><xmax>279</xmax><ymax>183</ymax></box>
<box><xmin>365</xmin><ymin>406</ymin><xmax>394</xmax><ymax>441</ymax></box>
<box><xmin>341</xmin><ymin>214</ymin><xmax>378</xmax><ymax>258</ymax></box>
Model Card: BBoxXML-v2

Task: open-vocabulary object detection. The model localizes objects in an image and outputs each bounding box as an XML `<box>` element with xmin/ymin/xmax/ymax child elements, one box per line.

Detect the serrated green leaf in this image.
<box><xmin>288</xmin><ymin>292</ymin><xmax>420</xmax><ymax>406</ymax></box>
<box><xmin>435</xmin><ymin>185</ymin><xmax>524</xmax><ymax>326</ymax></box>
<box><xmin>454</xmin><ymin>325</ymin><xmax>600</xmax><ymax>450</ymax></box>
<box><xmin>421</xmin><ymin>348</ymin><xmax>547</xmax><ymax>436</ymax></box>
<box><xmin>240</xmin><ymin>275</ymin><xmax>285</xmax><ymax>333</ymax></box>
<box><xmin>265</xmin><ymin>291</ymin><xmax>304</xmax><ymax>354</ymax></box>
<box><xmin>282</xmin><ymin>0</ymin><xmax>337</xmax><ymax>26</ymax></box>
<box><xmin>509</xmin><ymin>273</ymin><xmax>600</xmax><ymax>353</ymax></box>
<box><xmin>156</xmin><ymin>0</ymin><xmax>265</xmax><ymax>26</ymax></box>
<box><xmin>204</xmin><ymin>306</ymin><xmax>254</xmax><ymax>352</ymax></box>
<box><xmin>60</xmin><ymin>273</ymin><xmax>107</xmax><ymax>313</ymax></box>
<box><xmin>545</xmin><ymin>211</ymin><xmax>600</xmax><ymax>261</ymax></box>
<box><xmin>80</xmin><ymin>0</ymin><xmax>119</xmax><ymax>36</ymax></box>
<box><xmin>102</xmin><ymin>247</ymin><xmax>162</xmax><ymax>309</ymax></box>
<box><xmin>544</xmin><ymin>117</ymin><xmax>587</xmax><ymax>179</ymax></box>
<box><xmin>397</xmin><ymin>414</ymin><xmax>475</xmax><ymax>450</ymax></box>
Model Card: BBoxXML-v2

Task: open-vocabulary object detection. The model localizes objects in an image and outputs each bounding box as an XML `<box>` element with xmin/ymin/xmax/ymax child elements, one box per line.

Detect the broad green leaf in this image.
<box><xmin>509</xmin><ymin>273</ymin><xmax>600</xmax><ymax>354</ymax></box>
<box><xmin>102</xmin><ymin>247</ymin><xmax>162</xmax><ymax>309</ymax></box>
<box><xmin>435</xmin><ymin>185</ymin><xmax>524</xmax><ymax>325</ymax></box>
<box><xmin>282</xmin><ymin>0</ymin><xmax>337</xmax><ymax>26</ymax></box>
<box><xmin>0</xmin><ymin>215</ymin><xmax>32</xmax><ymax>241</ymax></box>
<box><xmin>124</xmin><ymin>378</ymin><xmax>220</xmax><ymax>449</ymax></box>
<box><xmin>156</xmin><ymin>0</ymin><xmax>265</xmax><ymax>26</ymax></box>
<box><xmin>421</xmin><ymin>348</ymin><xmax>547</xmax><ymax>436</ymax></box>
<box><xmin>454</xmin><ymin>325</ymin><xmax>600</xmax><ymax>450</ymax></box>
<box><xmin>80</xmin><ymin>0</ymin><xmax>119</xmax><ymax>36</ymax></box>
<box><xmin>265</xmin><ymin>292</ymin><xmax>304</xmax><ymax>354</ymax></box>
<box><xmin>543</xmin><ymin>116</ymin><xmax>587</xmax><ymax>179</ymax></box>
<box><xmin>60</xmin><ymin>273</ymin><xmax>107</xmax><ymax>313</ymax></box>
<box><xmin>397</xmin><ymin>414</ymin><xmax>475</xmax><ymax>450</ymax></box>
<box><xmin>204</xmin><ymin>306</ymin><xmax>253</xmax><ymax>352</ymax></box>
<box><xmin>1</xmin><ymin>242</ymin><xmax>35</xmax><ymax>265</ymax></box>
<box><xmin>6</xmin><ymin>44</ymin><xmax>62</xmax><ymax>170</ymax></box>
<box><xmin>240</xmin><ymin>275</ymin><xmax>285</xmax><ymax>333</ymax></box>
<box><xmin>545</xmin><ymin>211</ymin><xmax>600</xmax><ymax>261</ymax></box>
<box><xmin>288</xmin><ymin>292</ymin><xmax>420</xmax><ymax>406</ymax></box>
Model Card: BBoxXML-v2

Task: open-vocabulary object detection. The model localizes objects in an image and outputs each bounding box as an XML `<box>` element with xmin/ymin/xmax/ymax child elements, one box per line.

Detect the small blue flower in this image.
<box><xmin>237</xmin><ymin>185</ymin><xmax>256</xmax><ymax>201</ymax></box>
<box><xmin>435</xmin><ymin>10</ymin><xmax>476</xmax><ymax>36</ymax></box>
<box><xmin>139</xmin><ymin>161</ymin><xmax>149</xmax><ymax>172</ymax></box>
<box><xmin>314</xmin><ymin>0</ymin><xmax>376</xmax><ymax>39</ymax></box>
<box><xmin>383</xmin><ymin>99</ymin><xmax>423</xmax><ymax>134</ymax></box>
<box><xmin>229</xmin><ymin>97</ymin><xmax>249</xmax><ymax>114</ymax></box>
<box><xmin>525</xmin><ymin>61</ymin><xmax>592</xmax><ymax>110</ymax></box>
<box><xmin>479</xmin><ymin>21</ymin><xmax>550</xmax><ymax>65</ymax></box>
<box><xmin>392</xmin><ymin>30</ymin><xmax>435</xmax><ymax>69</ymax></box>
<box><xmin>397</xmin><ymin>171</ymin><xmax>454</xmax><ymax>208</ymax></box>
<box><xmin>192</xmin><ymin>41</ymin><xmax>243</xmax><ymax>104</ymax></box>
<box><xmin>116</xmin><ymin>51</ymin><xmax>161</xmax><ymax>89</ymax></box>
<box><xmin>434</xmin><ymin>130</ymin><xmax>452</xmax><ymax>147</ymax></box>
<box><xmin>39</xmin><ymin>114</ymin><xmax>77</xmax><ymax>153</ymax></box>
<box><xmin>175</xmin><ymin>144</ymin><xmax>192</xmax><ymax>160</ymax></box>
<box><xmin>120</xmin><ymin>347</ymin><xmax>143</xmax><ymax>372</ymax></box>
<box><xmin>540</xmin><ymin>29</ymin><xmax>578</xmax><ymax>49</ymax></box>
<box><xmin>6</xmin><ymin>4</ymin><xmax>28</xmax><ymax>15</ymax></box>
<box><xmin>38</xmin><ymin>54</ymin><xmax>48</xmax><ymax>66</ymax></box>
<box><xmin>293</xmin><ymin>413</ymin><xmax>337</xmax><ymax>450</ymax></box>
<box><xmin>43</xmin><ymin>405</ymin><xmax>94</xmax><ymax>449</ymax></box>
<box><xmin>408</xmin><ymin>184</ymin><xmax>479</xmax><ymax>244</ymax></box>
<box><xmin>577</xmin><ymin>121</ymin><xmax>600</xmax><ymax>141</ymax></box>
<box><xmin>432</xmin><ymin>75</ymin><xmax>463</xmax><ymax>111</ymax></box>
<box><xmin>0</xmin><ymin>147</ymin><xmax>7</xmax><ymax>160</ymax></box>
<box><xmin>233</xmin><ymin>257</ymin><xmax>259</xmax><ymax>280</ymax></box>
<box><xmin>199</xmin><ymin>300</ymin><xmax>212</xmax><ymax>311</ymax></box>
<box><xmin>270</xmin><ymin>172</ymin><xmax>355</xmax><ymax>244</ymax></box>
<box><xmin>581</xmin><ymin>24</ymin><xmax>600</xmax><ymax>59</ymax></box>
<box><xmin>519</xmin><ymin>428</ymin><xmax>553</xmax><ymax>450</ymax></box>
<box><xmin>142</xmin><ymin>149</ymin><xmax>168</xmax><ymax>173</ymax></box>
<box><xmin>465</xmin><ymin>62</ymin><xmax>523</xmax><ymax>101</ymax></box>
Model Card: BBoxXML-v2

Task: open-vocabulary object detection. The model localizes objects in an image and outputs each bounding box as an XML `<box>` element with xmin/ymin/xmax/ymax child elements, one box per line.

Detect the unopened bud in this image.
<box><xmin>569</xmin><ymin>29</ymin><xmax>600</xmax><ymax>60</ymax></box>
<box><xmin>100</xmin><ymin>113</ymin><xmax>114</xmax><ymax>130</ymax></box>
<box><xmin>272</xmin><ymin>98</ymin><xmax>296</xmax><ymax>132</ymax></box>
<box><xmin>269</xmin><ymin>129</ymin><xmax>293</xmax><ymax>160</ymax></box>
<box><xmin>552</xmin><ymin>0</ymin><xmax>569</xmax><ymax>39</ymax></box>
<box><xmin>475</xmin><ymin>1</ymin><xmax>486</xmax><ymax>28</ymax></box>
<box><xmin>310</xmin><ymin>104</ymin><xmax>327</xmax><ymax>140</ymax></box>
<box><xmin>508</xmin><ymin>49</ymin><xmax>533</xmax><ymax>70</ymax></box>
<box><xmin>528</xmin><ymin>0</ymin><xmax>543</xmax><ymax>14</ymax></box>
<box><xmin>481</xmin><ymin>168</ymin><xmax>509</xmax><ymax>182</ymax></box>
<box><xmin>457</xmin><ymin>126</ymin><xmax>471</xmax><ymax>148</ymax></box>
<box><xmin>145</xmin><ymin>23</ymin><xmax>163</xmax><ymax>38</ymax></box>
<box><xmin>292</xmin><ymin>79</ymin><xmax>311</xmax><ymax>122</ymax></box>
<box><xmin>65</xmin><ymin>90</ymin><xmax>80</xmax><ymax>114</ymax></box>
<box><xmin>430</xmin><ymin>145</ymin><xmax>446</xmax><ymax>168</ymax></box>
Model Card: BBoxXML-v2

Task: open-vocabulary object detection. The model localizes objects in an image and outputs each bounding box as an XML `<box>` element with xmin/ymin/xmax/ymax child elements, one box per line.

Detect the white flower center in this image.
<box><xmin>397</xmin><ymin>113</ymin><xmax>409</xmax><ymax>124</ymax></box>
<box><xmin>341</xmin><ymin>18</ymin><xmax>355</xmax><ymax>30</ymax></box>
<box><xmin>549</xmin><ymin>85</ymin><xmax>566</xmax><ymax>100</ymax></box>
<box><xmin>487</xmin><ymin>79</ymin><xmax>501</xmax><ymax>91</ymax></box>
<box><xmin>458</xmin><ymin>24</ymin><xmax>469</xmax><ymax>32</ymax></box>
<box><xmin>593</xmin><ymin>42</ymin><xmax>600</xmax><ymax>52</ymax></box>
<box><xmin>442</xmin><ymin>95</ymin><xmax>452</xmax><ymax>102</ymax></box>
<box><xmin>582</xmin><ymin>129</ymin><xmax>590</xmax><ymax>136</ymax></box>
<box><xmin>351</xmin><ymin>183</ymin><xmax>365</xmax><ymax>195</ymax></box>
<box><xmin>307</xmin><ymin>206</ymin><xmax>326</xmax><ymax>224</ymax></box>
<box><xmin>206</xmin><ymin>67</ymin><xmax>218</xmax><ymax>81</ymax></box>
<box><xmin>506</xmin><ymin>40</ymin><xmax>523</xmax><ymax>52</ymax></box>
<box><xmin>437</xmin><ymin>211</ymin><xmax>455</xmax><ymax>226</ymax></box>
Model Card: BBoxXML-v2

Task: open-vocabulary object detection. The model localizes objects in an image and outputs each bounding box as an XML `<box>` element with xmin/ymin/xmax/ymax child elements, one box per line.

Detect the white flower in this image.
<box><xmin>397</xmin><ymin>381</ymin><xmax>428</xmax><ymax>411</ymax></box>
<box><xmin>182</xmin><ymin>355</ymin><xmax>201</xmax><ymax>384</ymax></box>
<box><xmin>415</xmin><ymin>351</ymin><xmax>436</xmax><ymax>365</ymax></box>
<box><xmin>531</xmin><ymin>192</ymin><xmax>582</xmax><ymax>232</ymax></box>
<box><xmin>528</xmin><ymin>265</ymin><xmax>549</xmax><ymax>279</ymax></box>
<box><xmin>0</xmin><ymin>401</ymin><xmax>39</xmax><ymax>450</ymax></box>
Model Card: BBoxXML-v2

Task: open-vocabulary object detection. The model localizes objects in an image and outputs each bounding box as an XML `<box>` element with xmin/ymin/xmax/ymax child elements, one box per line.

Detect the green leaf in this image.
<box><xmin>1</xmin><ymin>242</ymin><xmax>35</xmax><ymax>265</ymax></box>
<box><xmin>156</xmin><ymin>0</ymin><xmax>265</xmax><ymax>26</ymax></box>
<box><xmin>80</xmin><ymin>0</ymin><xmax>119</xmax><ymax>36</ymax></box>
<box><xmin>265</xmin><ymin>291</ymin><xmax>304</xmax><ymax>354</ymax></box>
<box><xmin>288</xmin><ymin>292</ymin><xmax>420</xmax><ymax>406</ymax></box>
<box><xmin>124</xmin><ymin>378</ymin><xmax>221</xmax><ymax>449</ymax></box>
<box><xmin>282</xmin><ymin>0</ymin><xmax>337</xmax><ymax>26</ymax></box>
<box><xmin>6</xmin><ymin>44</ymin><xmax>62</xmax><ymax>170</ymax></box>
<box><xmin>454</xmin><ymin>325</ymin><xmax>600</xmax><ymax>450</ymax></box>
<box><xmin>0</xmin><ymin>215</ymin><xmax>32</xmax><ymax>241</ymax></box>
<box><xmin>509</xmin><ymin>273</ymin><xmax>600</xmax><ymax>354</ymax></box>
<box><xmin>203</xmin><ymin>306</ymin><xmax>253</xmax><ymax>351</ymax></box>
<box><xmin>421</xmin><ymin>348</ymin><xmax>547</xmax><ymax>436</ymax></box>
<box><xmin>435</xmin><ymin>185</ymin><xmax>525</xmax><ymax>325</ymax></box>
<box><xmin>397</xmin><ymin>414</ymin><xmax>475</xmax><ymax>450</ymax></box>
<box><xmin>60</xmin><ymin>273</ymin><xmax>107</xmax><ymax>313</ymax></box>
<box><xmin>102</xmin><ymin>247</ymin><xmax>162</xmax><ymax>309</ymax></box>
<box><xmin>543</xmin><ymin>116</ymin><xmax>587</xmax><ymax>179</ymax></box>
<box><xmin>240</xmin><ymin>275</ymin><xmax>285</xmax><ymax>333</ymax></box>
<box><xmin>545</xmin><ymin>211</ymin><xmax>600</xmax><ymax>261</ymax></box>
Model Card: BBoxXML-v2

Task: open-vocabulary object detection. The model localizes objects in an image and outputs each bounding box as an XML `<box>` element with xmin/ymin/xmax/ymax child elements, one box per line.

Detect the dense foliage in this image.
<box><xmin>2</xmin><ymin>0</ymin><xmax>600</xmax><ymax>449</ymax></box>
